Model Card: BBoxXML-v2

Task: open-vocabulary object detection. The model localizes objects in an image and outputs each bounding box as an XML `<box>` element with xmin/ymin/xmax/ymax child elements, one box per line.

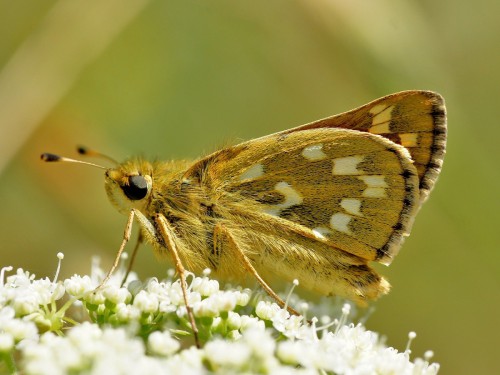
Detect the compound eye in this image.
<box><xmin>122</xmin><ymin>175</ymin><xmax>149</xmax><ymax>200</ymax></box>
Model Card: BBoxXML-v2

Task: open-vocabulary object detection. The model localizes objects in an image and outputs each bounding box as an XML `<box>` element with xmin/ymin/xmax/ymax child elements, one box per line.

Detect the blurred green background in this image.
<box><xmin>0</xmin><ymin>1</ymin><xmax>498</xmax><ymax>374</ymax></box>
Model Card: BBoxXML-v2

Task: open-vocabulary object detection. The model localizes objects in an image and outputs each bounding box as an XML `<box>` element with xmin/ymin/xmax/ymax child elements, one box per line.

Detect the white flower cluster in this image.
<box><xmin>0</xmin><ymin>257</ymin><xmax>440</xmax><ymax>374</ymax></box>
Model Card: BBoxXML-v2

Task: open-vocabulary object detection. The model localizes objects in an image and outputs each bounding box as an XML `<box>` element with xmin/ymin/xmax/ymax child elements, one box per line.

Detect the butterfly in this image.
<box><xmin>42</xmin><ymin>90</ymin><xmax>446</xmax><ymax>346</ymax></box>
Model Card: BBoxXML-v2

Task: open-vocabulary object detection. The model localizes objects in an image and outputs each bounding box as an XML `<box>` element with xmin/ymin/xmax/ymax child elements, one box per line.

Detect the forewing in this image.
<box><xmin>186</xmin><ymin>127</ymin><xmax>420</xmax><ymax>265</ymax></box>
<box><xmin>282</xmin><ymin>91</ymin><xmax>446</xmax><ymax>203</ymax></box>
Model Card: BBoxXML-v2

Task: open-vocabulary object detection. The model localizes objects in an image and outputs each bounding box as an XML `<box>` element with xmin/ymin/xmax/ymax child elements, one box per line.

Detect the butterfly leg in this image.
<box><xmin>213</xmin><ymin>223</ymin><xmax>301</xmax><ymax>317</ymax></box>
<box><xmin>155</xmin><ymin>213</ymin><xmax>200</xmax><ymax>348</ymax></box>
<box><xmin>96</xmin><ymin>208</ymin><xmax>135</xmax><ymax>289</ymax></box>
<box><xmin>120</xmin><ymin>230</ymin><xmax>143</xmax><ymax>287</ymax></box>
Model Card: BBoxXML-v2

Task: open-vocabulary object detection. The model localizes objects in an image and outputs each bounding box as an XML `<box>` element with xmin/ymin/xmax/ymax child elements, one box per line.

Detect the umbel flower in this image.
<box><xmin>0</xmin><ymin>253</ymin><xmax>439</xmax><ymax>374</ymax></box>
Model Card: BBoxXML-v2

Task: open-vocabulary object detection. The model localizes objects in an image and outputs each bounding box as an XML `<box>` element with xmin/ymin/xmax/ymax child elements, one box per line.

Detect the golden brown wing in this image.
<box><xmin>184</xmin><ymin>127</ymin><xmax>420</xmax><ymax>266</ymax></box>
<box><xmin>280</xmin><ymin>91</ymin><xmax>447</xmax><ymax>203</ymax></box>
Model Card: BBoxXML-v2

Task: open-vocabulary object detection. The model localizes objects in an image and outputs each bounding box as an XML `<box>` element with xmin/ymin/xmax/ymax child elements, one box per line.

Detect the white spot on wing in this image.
<box><xmin>302</xmin><ymin>143</ymin><xmax>327</xmax><ymax>161</ymax></box>
<box><xmin>264</xmin><ymin>181</ymin><xmax>303</xmax><ymax>216</ymax></box>
<box><xmin>358</xmin><ymin>175</ymin><xmax>387</xmax><ymax>187</ymax></box>
<box><xmin>332</xmin><ymin>155</ymin><xmax>364</xmax><ymax>175</ymax></box>
<box><xmin>363</xmin><ymin>188</ymin><xmax>386</xmax><ymax>197</ymax></box>
<box><xmin>330</xmin><ymin>213</ymin><xmax>352</xmax><ymax>234</ymax></box>
<box><xmin>275</xmin><ymin>182</ymin><xmax>303</xmax><ymax>206</ymax></box>
<box><xmin>340</xmin><ymin>198</ymin><xmax>362</xmax><ymax>216</ymax></box>
<box><xmin>358</xmin><ymin>175</ymin><xmax>388</xmax><ymax>198</ymax></box>
<box><xmin>312</xmin><ymin>227</ymin><xmax>332</xmax><ymax>240</ymax></box>
<box><xmin>239</xmin><ymin>163</ymin><xmax>264</xmax><ymax>181</ymax></box>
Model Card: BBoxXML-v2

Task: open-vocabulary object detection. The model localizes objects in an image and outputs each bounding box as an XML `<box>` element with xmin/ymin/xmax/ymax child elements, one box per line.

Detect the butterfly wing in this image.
<box><xmin>178</xmin><ymin>91</ymin><xmax>445</xmax><ymax>302</ymax></box>
<box><xmin>184</xmin><ymin>126</ymin><xmax>420</xmax><ymax>266</ymax></box>
<box><xmin>282</xmin><ymin>91</ymin><xmax>447</xmax><ymax>203</ymax></box>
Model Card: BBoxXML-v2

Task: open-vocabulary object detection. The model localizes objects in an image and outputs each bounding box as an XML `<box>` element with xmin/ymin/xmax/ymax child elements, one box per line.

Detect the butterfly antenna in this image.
<box><xmin>40</xmin><ymin>153</ymin><xmax>107</xmax><ymax>170</ymax></box>
<box><xmin>77</xmin><ymin>146</ymin><xmax>119</xmax><ymax>165</ymax></box>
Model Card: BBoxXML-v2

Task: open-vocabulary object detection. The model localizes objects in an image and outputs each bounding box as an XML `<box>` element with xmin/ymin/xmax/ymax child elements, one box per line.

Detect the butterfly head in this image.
<box><xmin>104</xmin><ymin>158</ymin><xmax>154</xmax><ymax>215</ymax></box>
<box><xmin>41</xmin><ymin>147</ymin><xmax>154</xmax><ymax>215</ymax></box>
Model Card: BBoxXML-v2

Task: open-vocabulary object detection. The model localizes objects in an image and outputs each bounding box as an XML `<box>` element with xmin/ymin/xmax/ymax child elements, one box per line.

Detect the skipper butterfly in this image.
<box><xmin>42</xmin><ymin>90</ymin><xmax>446</xmax><ymax>346</ymax></box>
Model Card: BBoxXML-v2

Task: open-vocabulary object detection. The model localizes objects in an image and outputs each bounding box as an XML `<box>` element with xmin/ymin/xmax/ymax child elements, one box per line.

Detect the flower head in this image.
<box><xmin>0</xmin><ymin>259</ymin><xmax>440</xmax><ymax>374</ymax></box>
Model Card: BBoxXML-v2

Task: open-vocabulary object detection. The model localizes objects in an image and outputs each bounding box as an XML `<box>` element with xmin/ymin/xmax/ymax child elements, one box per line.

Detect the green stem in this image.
<box><xmin>63</xmin><ymin>316</ymin><xmax>79</xmax><ymax>326</ymax></box>
<box><xmin>1</xmin><ymin>352</ymin><xmax>17</xmax><ymax>374</ymax></box>
<box><xmin>59</xmin><ymin>297</ymin><xmax>78</xmax><ymax>313</ymax></box>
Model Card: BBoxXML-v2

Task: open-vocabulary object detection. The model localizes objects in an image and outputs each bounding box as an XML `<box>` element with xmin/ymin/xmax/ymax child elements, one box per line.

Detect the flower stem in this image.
<box><xmin>1</xmin><ymin>352</ymin><xmax>17</xmax><ymax>374</ymax></box>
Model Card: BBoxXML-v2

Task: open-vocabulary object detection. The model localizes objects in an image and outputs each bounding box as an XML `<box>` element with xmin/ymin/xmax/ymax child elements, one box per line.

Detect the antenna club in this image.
<box><xmin>41</xmin><ymin>153</ymin><xmax>61</xmax><ymax>162</ymax></box>
<box><xmin>76</xmin><ymin>145</ymin><xmax>119</xmax><ymax>165</ymax></box>
<box><xmin>77</xmin><ymin>146</ymin><xmax>89</xmax><ymax>155</ymax></box>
